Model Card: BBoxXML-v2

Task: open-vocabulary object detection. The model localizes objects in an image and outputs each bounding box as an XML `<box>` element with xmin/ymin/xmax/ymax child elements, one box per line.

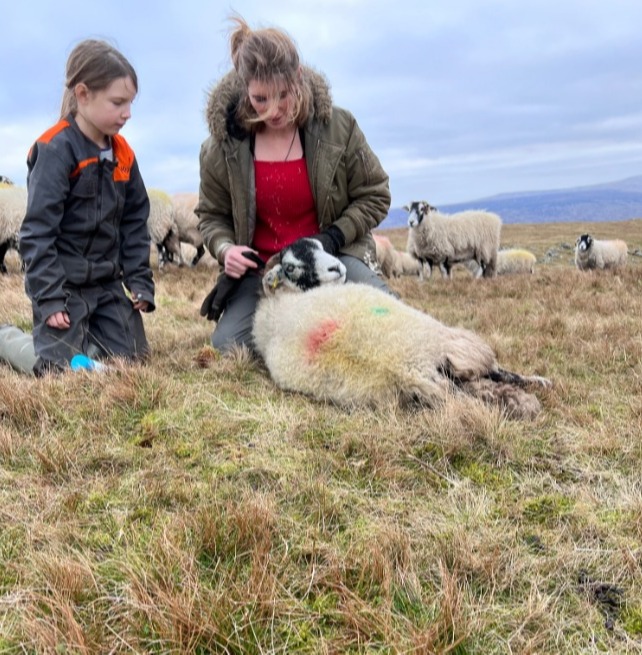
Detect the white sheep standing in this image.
<box><xmin>251</xmin><ymin>238</ymin><xmax>551</xmax><ymax>420</ymax></box>
<box><xmin>574</xmin><ymin>233</ymin><xmax>627</xmax><ymax>271</ymax></box>
<box><xmin>147</xmin><ymin>188</ymin><xmax>184</xmax><ymax>269</ymax></box>
<box><xmin>373</xmin><ymin>234</ymin><xmax>421</xmax><ymax>278</ymax></box>
<box><xmin>405</xmin><ymin>201</ymin><xmax>501</xmax><ymax>279</ymax></box>
<box><xmin>172</xmin><ymin>192</ymin><xmax>206</xmax><ymax>266</ymax></box>
<box><xmin>0</xmin><ymin>182</ymin><xmax>27</xmax><ymax>274</ymax></box>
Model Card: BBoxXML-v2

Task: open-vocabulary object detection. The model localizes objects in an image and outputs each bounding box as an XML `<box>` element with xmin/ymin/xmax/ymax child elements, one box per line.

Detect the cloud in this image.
<box><xmin>1</xmin><ymin>0</ymin><xmax>642</xmax><ymax>207</ymax></box>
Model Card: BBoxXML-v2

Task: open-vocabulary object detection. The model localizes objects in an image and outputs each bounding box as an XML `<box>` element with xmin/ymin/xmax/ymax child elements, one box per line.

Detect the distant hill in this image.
<box><xmin>380</xmin><ymin>175</ymin><xmax>642</xmax><ymax>228</ymax></box>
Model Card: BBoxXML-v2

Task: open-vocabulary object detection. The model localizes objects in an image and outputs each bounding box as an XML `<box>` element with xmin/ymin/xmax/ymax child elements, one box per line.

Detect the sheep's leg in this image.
<box><xmin>489</xmin><ymin>367</ymin><xmax>552</xmax><ymax>389</ymax></box>
<box><xmin>0</xmin><ymin>242</ymin><xmax>9</xmax><ymax>274</ymax></box>
<box><xmin>156</xmin><ymin>243</ymin><xmax>169</xmax><ymax>269</ymax></box>
<box><xmin>439</xmin><ymin>261</ymin><xmax>451</xmax><ymax>279</ymax></box>
<box><xmin>192</xmin><ymin>245</ymin><xmax>206</xmax><ymax>266</ymax></box>
<box><xmin>459</xmin><ymin>378</ymin><xmax>544</xmax><ymax>420</ymax></box>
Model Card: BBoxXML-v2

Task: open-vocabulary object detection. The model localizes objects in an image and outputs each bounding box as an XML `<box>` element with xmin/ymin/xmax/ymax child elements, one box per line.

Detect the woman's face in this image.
<box><xmin>247</xmin><ymin>78</ymin><xmax>295</xmax><ymax>131</ymax></box>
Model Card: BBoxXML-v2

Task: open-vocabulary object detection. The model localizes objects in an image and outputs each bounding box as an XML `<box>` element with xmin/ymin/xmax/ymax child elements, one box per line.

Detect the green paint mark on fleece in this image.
<box><xmin>371</xmin><ymin>306</ymin><xmax>390</xmax><ymax>316</ymax></box>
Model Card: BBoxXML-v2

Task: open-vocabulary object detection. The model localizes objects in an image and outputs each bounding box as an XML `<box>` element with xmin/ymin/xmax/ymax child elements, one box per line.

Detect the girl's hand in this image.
<box><xmin>224</xmin><ymin>245</ymin><xmax>261</xmax><ymax>278</ymax></box>
<box><xmin>46</xmin><ymin>311</ymin><xmax>71</xmax><ymax>330</ymax></box>
<box><xmin>131</xmin><ymin>292</ymin><xmax>150</xmax><ymax>312</ymax></box>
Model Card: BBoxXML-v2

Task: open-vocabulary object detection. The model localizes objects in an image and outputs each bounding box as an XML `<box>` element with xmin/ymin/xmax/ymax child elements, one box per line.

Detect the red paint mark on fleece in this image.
<box><xmin>306</xmin><ymin>319</ymin><xmax>340</xmax><ymax>361</ymax></box>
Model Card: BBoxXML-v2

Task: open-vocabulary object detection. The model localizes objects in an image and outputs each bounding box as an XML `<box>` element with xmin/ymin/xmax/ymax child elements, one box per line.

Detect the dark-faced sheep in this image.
<box><xmin>251</xmin><ymin>238</ymin><xmax>551</xmax><ymax>420</ymax></box>
<box><xmin>405</xmin><ymin>201</ymin><xmax>501</xmax><ymax>279</ymax></box>
<box><xmin>575</xmin><ymin>234</ymin><xmax>627</xmax><ymax>271</ymax></box>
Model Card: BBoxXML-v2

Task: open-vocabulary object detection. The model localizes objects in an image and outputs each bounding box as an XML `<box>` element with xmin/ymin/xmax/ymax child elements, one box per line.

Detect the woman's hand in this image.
<box><xmin>46</xmin><ymin>311</ymin><xmax>71</xmax><ymax>330</ymax></box>
<box><xmin>224</xmin><ymin>245</ymin><xmax>261</xmax><ymax>278</ymax></box>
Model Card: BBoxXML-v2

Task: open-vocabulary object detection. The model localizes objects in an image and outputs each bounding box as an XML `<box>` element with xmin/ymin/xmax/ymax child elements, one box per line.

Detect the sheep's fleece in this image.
<box><xmin>252</xmin><ymin>239</ymin><xmax>550</xmax><ymax>420</ymax></box>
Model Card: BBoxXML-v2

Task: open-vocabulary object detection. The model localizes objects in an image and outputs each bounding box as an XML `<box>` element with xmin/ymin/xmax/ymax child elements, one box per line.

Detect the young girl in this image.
<box><xmin>196</xmin><ymin>16</ymin><xmax>392</xmax><ymax>353</ymax></box>
<box><xmin>7</xmin><ymin>39</ymin><xmax>155</xmax><ymax>375</ymax></box>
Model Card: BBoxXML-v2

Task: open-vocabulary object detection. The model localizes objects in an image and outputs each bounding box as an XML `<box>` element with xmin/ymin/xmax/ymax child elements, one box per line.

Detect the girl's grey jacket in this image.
<box><xmin>19</xmin><ymin>115</ymin><xmax>155</xmax><ymax>320</ymax></box>
<box><xmin>196</xmin><ymin>66</ymin><xmax>391</xmax><ymax>265</ymax></box>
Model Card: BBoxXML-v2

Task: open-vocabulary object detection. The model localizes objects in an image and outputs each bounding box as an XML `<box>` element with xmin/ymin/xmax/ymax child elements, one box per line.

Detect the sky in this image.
<box><xmin>1</xmin><ymin>0</ymin><xmax>642</xmax><ymax>209</ymax></box>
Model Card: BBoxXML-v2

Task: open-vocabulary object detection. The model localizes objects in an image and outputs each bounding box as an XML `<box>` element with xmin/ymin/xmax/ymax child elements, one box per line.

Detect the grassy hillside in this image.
<box><xmin>1</xmin><ymin>221</ymin><xmax>642</xmax><ymax>653</ymax></box>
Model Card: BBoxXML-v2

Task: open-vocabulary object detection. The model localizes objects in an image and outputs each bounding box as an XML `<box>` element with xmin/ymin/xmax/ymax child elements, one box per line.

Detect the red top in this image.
<box><xmin>253</xmin><ymin>157</ymin><xmax>319</xmax><ymax>262</ymax></box>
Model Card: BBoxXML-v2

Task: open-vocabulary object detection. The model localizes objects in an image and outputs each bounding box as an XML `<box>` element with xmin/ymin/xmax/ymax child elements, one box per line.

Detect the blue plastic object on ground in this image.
<box><xmin>70</xmin><ymin>353</ymin><xmax>107</xmax><ymax>372</ymax></box>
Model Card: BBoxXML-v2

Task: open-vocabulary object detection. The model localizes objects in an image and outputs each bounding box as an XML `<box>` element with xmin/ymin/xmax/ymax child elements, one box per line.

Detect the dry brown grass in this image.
<box><xmin>1</xmin><ymin>222</ymin><xmax>642</xmax><ymax>653</ymax></box>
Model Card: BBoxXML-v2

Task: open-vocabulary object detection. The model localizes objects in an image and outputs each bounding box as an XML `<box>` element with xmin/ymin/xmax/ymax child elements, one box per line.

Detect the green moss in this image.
<box><xmin>622</xmin><ymin>606</ymin><xmax>642</xmax><ymax>635</ymax></box>
<box><xmin>522</xmin><ymin>494</ymin><xmax>574</xmax><ymax>525</ymax></box>
<box><xmin>456</xmin><ymin>460</ymin><xmax>513</xmax><ymax>490</ymax></box>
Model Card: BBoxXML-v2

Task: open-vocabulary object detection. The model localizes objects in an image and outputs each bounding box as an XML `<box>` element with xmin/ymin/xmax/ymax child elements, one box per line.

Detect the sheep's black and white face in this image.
<box><xmin>263</xmin><ymin>238</ymin><xmax>347</xmax><ymax>294</ymax></box>
<box><xmin>576</xmin><ymin>234</ymin><xmax>593</xmax><ymax>252</ymax></box>
<box><xmin>405</xmin><ymin>201</ymin><xmax>437</xmax><ymax>228</ymax></box>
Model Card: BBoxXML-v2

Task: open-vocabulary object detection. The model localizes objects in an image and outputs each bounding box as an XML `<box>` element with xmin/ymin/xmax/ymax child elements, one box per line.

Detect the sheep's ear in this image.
<box><xmin>403</xmin><ymin>204</ymin><xmax>409</xmax><ymax>211</ymax></box>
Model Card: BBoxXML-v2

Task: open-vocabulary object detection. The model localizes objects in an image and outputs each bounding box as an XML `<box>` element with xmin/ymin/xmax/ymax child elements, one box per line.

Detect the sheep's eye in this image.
<box><xmin>284</xmin><ymin>263</ymin><xmax>296</xmax><ymax>274</ymax></box>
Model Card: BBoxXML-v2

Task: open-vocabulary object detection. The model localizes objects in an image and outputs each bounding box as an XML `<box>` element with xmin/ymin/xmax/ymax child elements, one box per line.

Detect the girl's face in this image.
<box><xmin>247</xmin><ymin>78</ymin><xmax>295</xmax><ymax>131</ymax></box>
<box><xmin>74</xmin><ymin>75</ymin><xmax>136</xmax><ymax>147</ymax></box>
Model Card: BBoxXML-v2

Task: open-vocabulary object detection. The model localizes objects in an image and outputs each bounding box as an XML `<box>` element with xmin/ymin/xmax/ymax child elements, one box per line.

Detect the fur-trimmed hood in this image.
<box><xmin>204</xmin><ymin>66</ymin><xmax>334</xmax><ymax>142</ymax></box>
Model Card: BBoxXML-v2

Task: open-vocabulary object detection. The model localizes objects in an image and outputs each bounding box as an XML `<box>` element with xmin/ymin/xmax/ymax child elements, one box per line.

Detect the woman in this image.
<box><xmin>196</xmin><ymin>16</ymin><xmax>392</xmax><ymax>353</ymax></box>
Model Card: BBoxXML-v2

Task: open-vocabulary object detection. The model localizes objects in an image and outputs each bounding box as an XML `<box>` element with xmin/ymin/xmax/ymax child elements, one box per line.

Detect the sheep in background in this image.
<box><xmin>172</xmin><ymin>192</ymin><xmax>205</xmax><ymax>266</ymax></box>
<box><xmin>0</xmin><ymin>183</ymin><xmax>26</xmax><ymax>274</ymax></box>
<box><xmin>405</xmin><ymin>201</ymin><xmax>501</xmax><ymax>279</ymax></box>
<box><xmin>575</xmin><ymin>234</ymin><xmax>627</xmax><ymax>271</ymax></box>
<box><xmin>398</xmin><ymin>250</ymin><xmax>423</xmax><ymax>277</ymax></box>
<box><xmin>252</xmin><ymin>238</ymin><xmax>551</xmax><ymax>420</ymax></box>
<box><xmin>497</xmin><ymin>248</ymin><xmax>537</xmax><ymax>275</ymax></box>
<box><xmin>0</xmin><ymin>175</ymin><xmax>14</xmax><ymax>185</ymax></box>
<box><xmin>464</xmin><ymin>248</ymin><xmax>537</xmax><ymax>277</ymax></box>
<box><xmin>147</xmin><ymin>188</ymin><xmax>184</xmax><ymax>269</ymax></box>
<box><xmin>373</xmin><ymin>233</ymin><xmax>423</xmax><ymax>278</ymax></box>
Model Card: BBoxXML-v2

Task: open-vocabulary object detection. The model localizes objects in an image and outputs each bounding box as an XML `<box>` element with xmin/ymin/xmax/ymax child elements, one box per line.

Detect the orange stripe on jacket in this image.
<box><xmin>27</xmin><ymin>119</ymin><xmax>70</xmax><ymax>159</ymax></box>
<box><xmin>37</xmin><ymin>119</ymin><xmax>70</xmax><ymax>144</ymax></box>
<box><xmin>69</xmin><ymin>157</ymin><xmax>99</xmax><ymax>178</ymax></box>
<box><xmin>112</xmin><ymin>134</ymin><xmax>134</xmax><ymax>182</ymax></box>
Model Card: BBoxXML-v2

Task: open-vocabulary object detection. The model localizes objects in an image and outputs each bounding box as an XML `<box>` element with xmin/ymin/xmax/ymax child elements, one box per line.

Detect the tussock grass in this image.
<box><xmin>1</xmin><ymin>221</ymin><xmax>642</xmax><ymax>652</ymax></box>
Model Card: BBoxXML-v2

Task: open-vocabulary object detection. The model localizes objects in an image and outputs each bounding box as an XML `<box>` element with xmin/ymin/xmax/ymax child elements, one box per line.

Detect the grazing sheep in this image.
<box><xmin>0</xmin><ymin>183</ymin><xmax>27</xmax><ymax>274</ymax></box>
<box><xmin>0</xmin><ymin>175</ymin><xmax>14</xmax><ymax>185</ymax></box>
<box><xmin>252</xmin><ymin>238</ymin><xmax>551</xmax><ymax>420</ymax></box>
<box><xmin>373</xmin><ymin>233</ymin><xmax>423</xmax><ymax>278</ymax></box>
<box><xmin>405</xmin><ymin>201</ymin><xmax>501</xmax><ymax>279</ymax></box>
<box><xmin>575</xmin><ymin>234</ymin><xmax>627</xmax><ymax>271</ymax></box>
<box><xmin>147</xmin><ymin>188</ymin><xmax>184</xmax><ymax>269</ymax></box>
<box><xmin>172</xmin><ymin>192</ymin><xmax>205</xmax><ymax>266</ymax></box>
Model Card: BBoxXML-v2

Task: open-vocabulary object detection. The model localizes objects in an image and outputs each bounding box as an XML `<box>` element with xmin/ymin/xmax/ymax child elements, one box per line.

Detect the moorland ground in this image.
<box><xmin>1</xmin><ymin>219</ymin><xmax>642</xmax><ymax>653</ymax></box>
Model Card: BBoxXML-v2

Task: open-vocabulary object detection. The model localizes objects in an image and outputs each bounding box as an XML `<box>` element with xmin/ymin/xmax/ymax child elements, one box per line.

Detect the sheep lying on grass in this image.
<box><xmin>406</xmin><ymin>201</ymin><xmax>501</xmax><ymax>279</ymax></box>
<box><xmin>0</xmin><ymin>182</ymin><xmax>26</xmax><ymax>274</ymax></box>
<box><xmin>252</xmin><ymin>238</ymin><xmax>551</xmax><ymax>420</ymax></box>
<box><xmin>575</xmin><ymin>234</ymin><xmax>627</xmax><ymax>271</ymax></box>
<box><xmin>373</xmin><ymin>234</ymin><xmax>422</xmax><ymax>278</ymax></box>
<box><xmin>147</xmin><ymin>188</ymin><xmax>184</xmax><ymax>269</ymax></box>
<box><xmin>497</xmin><ymin>248</ymin><xmax>537</xmax><ymax>275</ymax></box>
<box><xmin>464</xmin><ymin>248</ymin><xmax>537</xmax><ymax>277</ymax></box>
